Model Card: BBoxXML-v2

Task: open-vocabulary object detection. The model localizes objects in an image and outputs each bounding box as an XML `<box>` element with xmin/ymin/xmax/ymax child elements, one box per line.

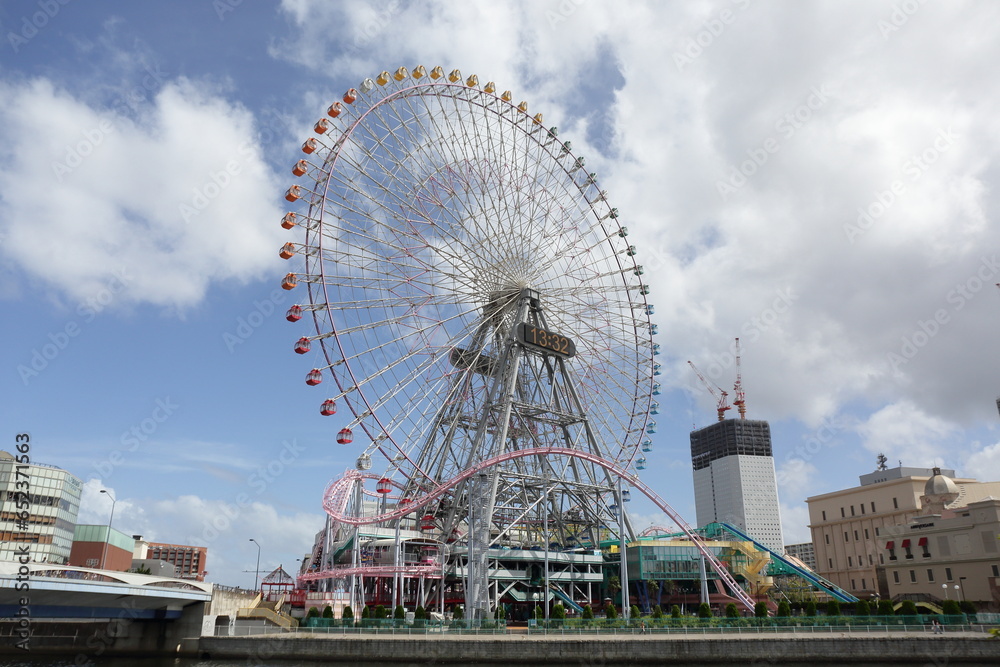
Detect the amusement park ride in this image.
<box><xmin>277</xmin><ymin>65</ymin><xmax>756</xmax><ymax>619</ymax></box>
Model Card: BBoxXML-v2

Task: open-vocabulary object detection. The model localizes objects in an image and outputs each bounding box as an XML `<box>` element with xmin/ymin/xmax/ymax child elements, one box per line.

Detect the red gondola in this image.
<box><xmin>279</xmin><ymin>243</ymin><xmax>296</xmax><ymax>259</ymax></box>
<box><xmin>281</xmin><ymin>212</ymin><xmax>297</xmax><ymax>229</ymax></box>
<box><xmin>284</xmin><ymin>185</ymin><xmax>302</xmax><ymax>202</ymax></box>
<box><xmin>343</xmin><ymin>89</ymin><xmax>357</xmax><ymax>104</ymax></box>
<box><xmin>314</xmin><ymin>118</ymin><xmax>330</xmax><ymax>134</ymax></box>
<box><xmin>327</xmin><ymin>102</ymin><xmax>342</xmax><ymax>118</ymax></box>
<box><xmin>305</xmin><ymin>369</ymin><xmax>322</xmax><ymax>386</ymax></box>
<box><xmin>337</xmin><ymin>427</ymin><xmax>353</xmax><ymax>444</ymax></box>
<box><xmin>285</xmin><ymin>304</ymin><xmax>302</xmax><ymax>322</ymax></box>
<box><xmin>376</xmin><ymin>478</ymin><xmax>392</xmax><ymax>494</ymax></box>
<box><xmin>292</xmin><ymin>160</ymin><xmax>308</xmax><ymax>177</ymax></box>
<box><xmin>420</xmin><ymin>515</ymin><xmax>435</xmax><ymax>531</ymax></box>
<box><xmin>294</xmin><ymin>337</ymin><xmax>311</xmax><ymax>354</ymax></box>
<box><xmin>281</xmin><ymin>273</ymin><xmax>297</xmax><ymax>290</ymax></box>
<box><xmin>320</xmin><ymin>399</ymin><xmax>336</xmax><ymax>416</ymax></box>
<box><xmin>301</xmin><ymin>138</ymin><xmax>318</xmax><ymax>154</ymax></box>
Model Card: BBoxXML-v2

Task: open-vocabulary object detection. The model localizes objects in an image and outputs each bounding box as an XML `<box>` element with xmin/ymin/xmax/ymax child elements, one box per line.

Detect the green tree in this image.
<box><xmin>776</xmin><ymin>601</ymin><xmax>791</xmax><ymax>617</ymax></box>
<box><xmin>877</xmin><ymin>600</ymin><xmax>895</xmax><ymax>616</ymax></box>
<box><xmin>697</xmin><ymin>602</ymin><xmax>712</xmax><ymax>619</ymax></box>
<box><xmin>581</xmin><ymin>604</ymin><xmax>594</xmax><ymax>620</ymax></box>
<box><xmin>414</xmin><ymin>605</ymin><xmax>426</xmax><ymax>620</ymax></box>
<box><xmin>361</xmin><ymin>606</ymin><xmax>370</xmax><ymax>619</ymax></box>
<box><xmin>534</xmin><ymin>604</ymin><xmax>543</xmax><ymax>620</ymax></box>
<box><xmin>942</xmin><ymin>599</ymin><xmax>961</xmax><ymax>615</ymax></box>
<box><xmin>306</xmin><ymin>606</ymin><xmax>320</xmax><ymax>619</ymax></box>
<box><xmin>322</xmin><ymin>604</ymin><xmax>334</xmax><ymax>619</ymax></box>
<box><xmin>826</xmin><ymin>599</ymin><xmax>841</xmax><ymax>616</ymax></box>
<box><xmin>897</xmin><ymin>600</ymin><xmax>918</xmax><ymax>616</ymax></box>
<box><xmin>374</xmin><ymin>604</ymin><xmax>387</xmax><ymax>619</ymax></box>
<box><xmin>452</xmin><ymin>604</ymin><xmax>464</xmax><ymax>620</ymax></box>
<box><xmin>959</xmin><ymin>600</ymin><xmax>977</xmax><ymax>614</ymax></box>
<box><xmin>629</xmin><ymin>604</ymin><xmax>640</xmax><ymax>620</ymax></box>
<box><xmin>604</xmin><ymin>602</ymin><xmax>618</xmax><ymax>619</ymax></box>
<box><xmin>342</xmin><ymin>605</ymin><xmax>354</xmax><ymax>620</ymax></box>
<box><xmin>552</xmin><ymin>603</ymin><xmax>566</xmax><ymax>620</ymax></box>
<box><xmin>651</xmin><ymin>604</ymin><xmax>664</xmax><ymax>620</ymax></box>
<box><xmin>670</xmin><ymin>604</ymin><xmax>682</xmax><ymax>619</ymax></box>
<box><xmin>394</xmin><ymin>604</ymin><xmax>405</xmax><ymax>620</ymax></box>
<box><xmin>754</xmin><ymin>601</ymin><xmax>768</xmax><ymax>618</ymax></box>
<box><xmin>804</xmin><ymin>601</ymin><xmax>817</xmax><ymax>617</ymax></box>
<box><xmin>855</xmin><ymin>600</ymin><xmax>871</xmax><ymax>616</ymax></box>
<box><xmin>725</xmin><ymin>603</ymin><xmax>739</xmax><ymax>618</ymax></box>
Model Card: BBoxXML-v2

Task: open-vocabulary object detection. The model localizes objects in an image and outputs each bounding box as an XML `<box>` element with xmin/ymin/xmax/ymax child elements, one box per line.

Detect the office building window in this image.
<box><xmin>893</xmin><ymin>497</ymin><xmax>898</xmax><ymax>509</ymax></box>
<box><xmin>841</xmin><ymin>507</ymin><xmax>845</xmax><ymax>518</ymax></box>
<box><xmin>854</xmin><ymin>530</ymin><xmax>859</xmax><ymax>541</ymax></box>
<box><xmin>825</xmin><ymin>534</ymin><xmax>830</xmax><ymax>545</ymax></box>
<box><xmin>875</xmin><ymin>526</ymin><xmax>880</xmax><ymax>536</ymax></box>
<box><xmin>851</xmin><ymin>579</ymin><xmax>856</xmax><ymax>589</ymax></box>
<box><xmin>822</xmin><ymin>510</ymin><xmax>826</xmax><ymax>521</ymax></box>
<box><xmin>848</xmin><ymin>556</ymin><xmax>853</xmax><ymax>567</ymax></box>
<box><xmin>879</xmin><ymin>553</ymin><xmax>884</xmax><ymax>565</ymax></box>
<box><xmin>945</xmin><ymin>567</ymin><xmax>952</xmax><ymax>581</ymax></box>
<box><xmin>851</xmin><ymin>505</ymin><xmax>855</xmax><ymax>516</ymax></box>
<box><xmin>864</xmin><ymin>528</ymin><xmax>869</xmax><ymax>539</ymax></box>
<box><xmin>871</xmin><ymin>502</ymin><xmax>876</xmax><ymax>512</ymax></box>
<box><xmin>829</xmin><ymin>558</ymin><xmax>833</xmax><ymax>569</ymax></box>
<box><xmin>861</xmin><ymin>504</ymin><xmax>865</xmax><ymax>515</ymax></box>
<box><xmin>893</xmin><ymin>571</ymin><xmax>899</xmax><ymax>584</ymax></box>
<box><xmin>993</xmin><ymin>565</ymin><xmax>999</xmax><ymax>577</ymax></box>
<box><xmin>909</xmin><ymin>570</ymin><xmax>916</xmax><ymax>583</ymax></box>
<box><xmin>869</xmin><ymin>554</ymin><xmax>873</xmax><ymax>565</ymax></box>
<box><xmin>844</xmin><ymin>531</ymin><xmax>850</xmax><ymax>541</ymax></box>
<box><xmin>927</xmin><ymin>569</ymin><xmax>934</xmax><ymax>582</ymax></box>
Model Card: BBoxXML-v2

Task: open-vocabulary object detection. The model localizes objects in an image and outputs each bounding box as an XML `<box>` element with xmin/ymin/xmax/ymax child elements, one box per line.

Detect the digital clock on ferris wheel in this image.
<box><xmin>516</xmin><ymin>323</ymin><xmax>577</xmax><ymax>358</ymax></box>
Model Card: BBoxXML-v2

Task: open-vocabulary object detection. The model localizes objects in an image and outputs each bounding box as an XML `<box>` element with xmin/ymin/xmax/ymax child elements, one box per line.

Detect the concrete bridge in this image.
<box><xmin>0</xmin><ymin>561</ymin><xmax>211</xmax><ymax>656</ymax></box>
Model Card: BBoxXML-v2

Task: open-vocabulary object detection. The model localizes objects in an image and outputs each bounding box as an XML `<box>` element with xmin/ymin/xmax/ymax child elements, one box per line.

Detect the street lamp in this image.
<box><xmin>249</xmin><ymin>538</ymin><xmax>261</xmax><ymax>593</ymax></box>
<box><xmin>941</xmin><ymin>583</ymin><xmax>949</xmax><ymax>600</ymax></box>
<box><xmin>99</xmin><ymin>489</ymin><xmax>116</xmax><ymax>570</ymax></box>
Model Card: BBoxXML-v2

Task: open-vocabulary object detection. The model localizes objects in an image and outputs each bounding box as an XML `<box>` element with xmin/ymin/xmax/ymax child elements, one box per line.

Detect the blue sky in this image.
<box><xmin>2</xmin><ymin>0</ymin><xmax>999</xmax><ymax>588</ymax></box>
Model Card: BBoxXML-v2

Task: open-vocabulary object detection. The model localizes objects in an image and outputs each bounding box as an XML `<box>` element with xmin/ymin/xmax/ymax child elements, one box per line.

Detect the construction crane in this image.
<box><xmin>732</xmin><ymin>337</ymin><xmax>746</xmax><ymax>419</ymax></box>
<box><xmin>687</xmin><ymin>360</ymin><xmax>731</xmax><ymax>422</ymax></box>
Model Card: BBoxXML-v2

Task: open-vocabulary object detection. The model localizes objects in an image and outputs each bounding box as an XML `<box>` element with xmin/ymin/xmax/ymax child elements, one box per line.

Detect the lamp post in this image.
<box><xmin>941</xmin><ymin>583</ymin><xmax>949</xmax><ymax>600</ymax></box>
<box><xmin>99</xmin><ymin>489</ymin><xmax>116</xmax><ymax>570</ymax></box>
<box><xmin>249</xmin><ymin>538</ymin><xmax>261</xmax><ymax>593</ymax></box>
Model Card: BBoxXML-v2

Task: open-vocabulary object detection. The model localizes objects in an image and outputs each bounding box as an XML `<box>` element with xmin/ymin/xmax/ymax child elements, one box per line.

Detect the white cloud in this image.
<box><xmin>780</xmin><ymin>504</ymin><xmax>811</xmax><ymax>545</ymax></box>
<box><xmin>962</xmin><ymin>439</ymin><xmax>1000</xmax><ymax>483</ymax></box>
<box><xmin>857</xmin><ymin>400</ymin><xmax>959</xmax><ymax>467</ymax></box>
<box><xmin>0</xmin><ymin>77</ymin><xmax>285</xmax><ymax>311</ymax></box>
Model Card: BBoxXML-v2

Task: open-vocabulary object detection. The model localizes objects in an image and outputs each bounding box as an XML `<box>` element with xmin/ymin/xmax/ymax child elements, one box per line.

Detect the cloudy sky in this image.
<box><xmin>2</xmin><ymin>0</ymin><xmax>998</xmax><ymax>587</ymax></box>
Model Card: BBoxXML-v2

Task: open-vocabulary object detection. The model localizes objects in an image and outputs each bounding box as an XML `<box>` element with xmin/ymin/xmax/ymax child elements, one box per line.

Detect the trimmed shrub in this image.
<box><xmin>942</xmin><ymin>599</ymin><xmax>961</xmax><ymax>615</ymax></box>
<box><xmin>651</xmin><ymin>604</ymin><xmax>664</xmax><ymax>619</ymax></box>
<box><xmin>322</xmin><ymin>604</ymin><xmax>333</xmax><ymax>619</ymax></box>
<box><xmin>897</xmin><ymin>600</ymin><xmax>918</xmax><ymax>616</ymax></box>
<box><xmin>534</xmin><ymin>605</ymin><xmax>543</xmax><ymax>620</ymax></box>
<box><xmin>725</xmin><ymin>603</ymin><xmax>739</xmax><ymax>618</ymax></box>
<box><xmin>826</xmin><ymin>600</ymin><xmax>841</xmax><ymax>616</ymax></box>
<box><xmin>754</xmin><ymin>601</ymin><xmax>768</xmax><ymax>618</ymax></box>
<box><xmin>360</xmin><ymin>606</ymin><xmax>370</xmax><ymax>619</ymax></box>
<box><xmin>697</xmin><ymin>602</ymin><xmax>712</xmax><ymax>619</ymax></box>
<box><xmin>581</xmin><ymin>604</ymin><xmax>594</xmax><ymax>620</ymax></box>
<box><xmin>629</xmin><ymin>604</ymin><xmax>641</xmax><ymax>619</ymax></box>
<box><xmin>374</xmin><ymin>604</ymin><xmax>387</xmax><ymax>619</ymax></box>
<box><xmin>604</xmin><ymin>602</ymin><xmax>618</xmax><ymax>619</ymax></box>
<box><xmin>414</xmin><ymin>605</ymin><xmax>426</xmax><ymax>620</ymax></box>
<box><xmin>394</xmin><ymin>605</ymin><xmax>405</xmax><ymax>620</ymax></box>
<box><xmin>306</xmin><ymin>606</ymin><xmax>320</xmax><ymax>619</ymax></box>
<box><xmin>342</xmin><ymin>605</ymin><xmax>354</xmax><ymax>620</ymax></box>
<box><xmin>453</xmin><ymin>604</ymin><xmax>464</xmax><ymax>620</ymax></box>
<box><xmin>776</xmin><ymin>601</ymin><xmax>791</xmax><ymax>617</ymax></box>
<box><xmin>877</xmin><ymin>600</ymin><xmax>895</xmax><ymax>616</ymax></box>
<box><xmin>804</xmin><ymin>601</ymin><xmax>817</xmax><ymax>617</ymax></box>
<box><xmin>959</xmin><ymin>600</ymin><xmax>977</xmax><ymax>614</ymax></box>
<box><xmin>855</xmin><ymin>600</ymin><xmax>871</xmax><ymax>616</ymax></box>
<box><xmin>670</xmin><ymin>604</ymin><xmax>682</xmax><ymax>619</ymax></box>
<box><xmin>552</xmin><ymin>603</ymin><xmax>566</xmax><ymax>620</ymax></box>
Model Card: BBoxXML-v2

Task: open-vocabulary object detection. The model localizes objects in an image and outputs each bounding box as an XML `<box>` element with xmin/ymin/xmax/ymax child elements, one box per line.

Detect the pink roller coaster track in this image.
<box><xmin>318</xmin><ymin>447</ymin><xmax>755</xmax><ymax>609</ymax></box>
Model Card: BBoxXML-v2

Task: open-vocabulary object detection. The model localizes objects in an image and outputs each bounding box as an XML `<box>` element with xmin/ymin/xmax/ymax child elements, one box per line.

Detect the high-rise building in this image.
<box><xmin>784</xmin><ymin>542</ymin><xmax>817</xmax><ymax>571</ymax></box>
<box><xmin>690</xmin><ymin>419</ymin><xmax>784</xmax><ymax>553</ymax></box>
<box><xmin>68</xmin><ymin>525</ymin><xmax>135</xmax><ymax>570</ymax></box>
<box><xmin>0</xmin><ymin>450</ymin><xmax>82</xmax><ymax>564</ymax></box>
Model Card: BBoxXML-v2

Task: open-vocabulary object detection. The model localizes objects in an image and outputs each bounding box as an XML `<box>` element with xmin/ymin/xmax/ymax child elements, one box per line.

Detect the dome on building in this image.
<box><xmin>920</xmin><ymin>466</ymin><xmax>959</xmax><ymax>512</ymax></box>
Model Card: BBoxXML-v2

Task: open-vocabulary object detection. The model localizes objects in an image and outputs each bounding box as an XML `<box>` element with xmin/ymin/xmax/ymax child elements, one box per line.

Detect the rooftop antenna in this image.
<box><xmin>876</xmin><ymin>453</ymin><xmax>887</xmax><ymax>471</ymax></box>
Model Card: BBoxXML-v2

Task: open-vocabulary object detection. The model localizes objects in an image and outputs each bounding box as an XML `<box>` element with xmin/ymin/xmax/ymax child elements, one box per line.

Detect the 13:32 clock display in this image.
<box><xmin>516</xmin><ymin>323</ymin><xmax>577</xmax><ymax>358</ymax></box>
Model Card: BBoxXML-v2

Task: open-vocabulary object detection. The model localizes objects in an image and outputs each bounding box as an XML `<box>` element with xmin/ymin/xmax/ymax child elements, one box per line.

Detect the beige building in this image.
<box><xmin>880</xmin><ymin>471</ymin><xmax>1000</xmax><ymax>607</ymax></box>
<box><xmin>806</xmin><ymin>465</ymin><xmax>1000</xmax><ymax>600</ymax></box>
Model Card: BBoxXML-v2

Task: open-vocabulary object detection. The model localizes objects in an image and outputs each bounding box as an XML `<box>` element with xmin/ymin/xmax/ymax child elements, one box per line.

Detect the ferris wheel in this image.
<box><xmin>281</xmin><ymin>65</ymin><xmax>668</xmax><ymax>614</ymax></box>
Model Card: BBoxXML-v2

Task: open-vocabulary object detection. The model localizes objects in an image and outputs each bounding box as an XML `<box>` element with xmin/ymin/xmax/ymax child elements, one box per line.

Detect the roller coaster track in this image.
<box><xmin>320</xmin><ymin>447</ymin><xmax>755</xmax><ymax>609</ymax></box>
